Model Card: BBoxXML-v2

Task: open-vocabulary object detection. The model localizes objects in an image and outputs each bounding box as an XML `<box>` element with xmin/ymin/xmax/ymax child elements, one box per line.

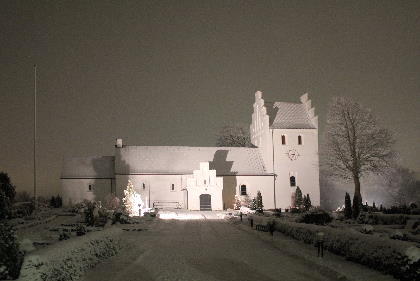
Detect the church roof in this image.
<box><xmin>270</xmin><ymin>102</ymin><xmax>316</xmax><ymax>129</ymax></box>
<box><xmin>115</xmin><ymin>146</ymin><xmax>270</xmax><ymax>176</ymax></box>
<box><xmin>61</xmin><ymin>156</ymin><xmax>115</xmax><ymax>178</ymax></box>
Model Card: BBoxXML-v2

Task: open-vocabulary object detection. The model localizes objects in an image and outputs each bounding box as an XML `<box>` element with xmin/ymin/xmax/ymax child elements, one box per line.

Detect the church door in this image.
<box><xmin>199</xmin><ymin>194</ymin><xmax>212</xmax><ymax>211</ymax></box>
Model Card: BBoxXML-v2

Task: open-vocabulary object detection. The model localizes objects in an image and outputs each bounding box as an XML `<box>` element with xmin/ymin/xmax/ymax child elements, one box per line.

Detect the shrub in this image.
<box><xmin>294</xmin><ymin>186</ymin><xmax>303</xmax><ymax>209</ymax></box>
<box><xmin>11</xmin><ymin>202</ymin><xmax>35</xmax><ymax>218</ymax></box>
<box><xmin>0</xmin><ymin>223</ymin><xmax>24</xmax><ymax>280</ymax></box>
<box><xmin>58</xmin><ymin>230</ymin><xmax>70</xmax><ymax>241</ymax></box>
<box><xmin>14</xmin><ymin>191</ymin><xmax>32</xmax><ymax>203</ymax></box>
<box><xmin>303</xmin><ymin>194</ymin><xmax>312</xmax><ymax>211</ymax></box>
<box><xmin>50</xmin><ymin>195</ymin><xmax>63</xmax><ymax>208</ymax></box>
<box><xmin>0</xmin><ymin>173</ymin><xmax>16</xmax><ymax>219</ymax></box>
<box><xmin>357</xmin><ymin>212</ymin><xmax>411</xmax><ymax>225</ymax></box>
<box><xmin>274</xmin><ymin>220</ymin><xmax>420</xmax><ymax>280</ymax></box>
<box><xmin>256</xmin><ymin>191</ymin><xmax>263</xmax><ymax>213</ymax></box>
<box><xmin>84</xmin><ymin>201</ymin><xmax>97</xmax><ymax>226</ymax></box>
<box><xmin>296</xmin><ymin>209</ymin><xmax>333</xmax><ymax>225</ymax></box>
<box><xmin>104</xmin><ymin>194</ymin><xmax>120</xmax><ymax>210</ymax></box>
<box><xmin>76</xmin><ymin>224</ymin><xmax>87</xmax><ymax>236</ymax></box>
<box><xmin>360</xmin><ymin>224</ymin><xmax>374</xmax><ymax>234</ymax></box>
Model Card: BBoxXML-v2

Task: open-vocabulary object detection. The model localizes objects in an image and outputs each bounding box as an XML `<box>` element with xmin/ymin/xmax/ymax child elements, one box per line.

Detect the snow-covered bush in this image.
<box><xmin>296</xmin><ymin>208</ymin><xmax>332</xmax><ymax>225</ymax></box>
<box><xmin>239</xmin><ymin>206</ymin><xmax>254</xmax><ymax>215</ymax></box>
<box><xmin>389</xmin><ymin>230</ymin><xmax>408</xmax><ymax>241</ymax></box>
<box><xmin>273</xmin><ymin>220</ymin><xmax>419</xmax><ymax>280</ymax></box>
<box><xmin>10</xmin><ymin>202</ymin><xmax>35</xmax><ymax>218</ymax></box>
<box><xmin>357</xmin><ymin>212</ymin><xmax>411</xmax><ymax>225</ymax></box>
<box><xmin>0</xmin><ymin>222</ymin><xmax>24</xmax><ymax>280</ymax></box>
<box><xmin>104</xmin><ymin>194</ymin><xmax>120</xmax><ymax>210</ymax></box>
<box><xmin>359</xmin><ymin>224</ymin><xmax>374</xmax><ymax>234</ymax></box>
<box><xmin>18</xmin><ymin>228</ymin><xmax>123</xmax><ymax>281</ymax></box>
<box><xmin>76</xmin><ymin>224</ymin><xmax>87</xmax><ymax>236</ymax></box>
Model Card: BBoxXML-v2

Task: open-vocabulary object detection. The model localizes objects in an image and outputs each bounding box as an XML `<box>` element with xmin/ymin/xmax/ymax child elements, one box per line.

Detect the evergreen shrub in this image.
<box><xmin>0</xmin><ymin>223</ymin><xmax>24</xmax><ymax>280</ymax></box>
<box><xmin>296</xmin><ymin>209</ymin><xmax>333</xmax><ymax>225</ymax></box>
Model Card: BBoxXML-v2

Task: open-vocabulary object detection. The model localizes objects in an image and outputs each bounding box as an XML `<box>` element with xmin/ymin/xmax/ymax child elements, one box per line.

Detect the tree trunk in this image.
<box><xmin>353</xmin><ymin>175</ymin><xmax>361</xmax><ymax>199</ymax></box>
<box><xmin>353</xmin><ymin>174</ymin><xmax>363</xmax><ymax>211</ymax></box>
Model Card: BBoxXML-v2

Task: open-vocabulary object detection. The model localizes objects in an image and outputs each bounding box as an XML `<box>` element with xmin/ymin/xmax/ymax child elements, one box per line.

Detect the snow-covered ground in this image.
<box><xmin>79</xmin><ymin>215</ymin><xmax>396</xmax><ymax>281</ymax></box>
<box><xmin>157</xmin><ymin>209</ymin><xmax>233</xmax><ymax>220</ymax></box>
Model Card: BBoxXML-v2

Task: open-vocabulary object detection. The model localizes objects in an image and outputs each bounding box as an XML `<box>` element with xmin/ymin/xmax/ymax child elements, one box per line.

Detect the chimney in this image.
<box><xmin>115</xmin><ymin>138</ymin><xmax>123</xmax><ymax>148</ymax></box>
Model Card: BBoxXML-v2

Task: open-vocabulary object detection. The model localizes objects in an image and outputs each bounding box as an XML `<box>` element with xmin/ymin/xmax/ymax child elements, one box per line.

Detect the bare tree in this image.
<box><xmin>324</xmin><ymin>97</ymin><xmax>395</xmax><ymax>207</ymax></box>
<box><xmin>216</xmin><ymin>125</ymin><xmax>253</xmax><ymax>147</ymax></box>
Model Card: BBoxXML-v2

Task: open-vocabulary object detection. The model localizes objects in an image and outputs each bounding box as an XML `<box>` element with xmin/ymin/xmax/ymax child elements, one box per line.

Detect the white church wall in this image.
<box><xmin>234</xmin><ymin>176</ymin><xmax>275</xmax><ymax>209</ymax></box>
<box><xmin>273</xmin><ymin>129</ymin><xmax>320</xmax><ymax>208</ymax></box>
<box><xmin>115</xmin><ymin>175</ymin><xmax>186</xmax><ymax>209</ymax></box>
<box><xmin>62</xmin><ymin>179</ymin><xmax>113</xmax><ymax>206</ymax></box>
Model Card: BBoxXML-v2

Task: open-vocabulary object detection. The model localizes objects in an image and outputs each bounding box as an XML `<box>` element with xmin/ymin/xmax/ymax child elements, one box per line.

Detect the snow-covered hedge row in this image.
<box><xmin>357</xmin><ymin>212</ymin><xmax>418</xmax><ymax>225</ymax></box>
<box><xmin>273</xmin><ymin>220</ymin><xmax>419</xmax><ymax>281</ymax></box>
<box><xmin>18</xmin><ymin>227</ymin><xmax>123</xmax><ymax>281</ymax></box>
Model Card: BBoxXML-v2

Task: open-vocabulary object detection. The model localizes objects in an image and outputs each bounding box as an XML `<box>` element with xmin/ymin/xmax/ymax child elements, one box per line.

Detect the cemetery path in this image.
<box><xmin>80</xmin><ymin>218</ymin><xmax>342</xmax><ymax>281</ymax></box>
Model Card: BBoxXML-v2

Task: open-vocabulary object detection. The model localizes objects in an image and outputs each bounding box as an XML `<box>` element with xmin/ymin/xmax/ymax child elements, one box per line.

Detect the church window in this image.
<box><xmin>88</xmin><ymin>184</ymin><xmax>93</xmax><ymax>191</ymax></box>
<box><xmin>171</xmin><ymin>184</ymin><xmax>175</xmax><ymax>191</ymax></box>
<box><xmin>240</xmin><ymin>185</ymin><xmax>247</xmax><ymax>195</ymax></box>
<box><xmin>281</xmin><ymin>135</ymin><xmax>286</xmax><ymax>145</ymax></box>
<box><xmin>290</xmin><ymin>176</ymin><xmax>296</xmax><ymax>187</ymax></box>
<box><xmin>298</xmin><ymin>135</ymin><xmax>302</xmax><ymax>145</ymax></box>
<box><xmin>204</xmin><ymin>179</ymin><xmax>207</xmax><ymax>185</ymax></box>
<box><xmin>142</xmin><ymin>183</ymin><xmax>146</xmax><ymax>190</ymax></box>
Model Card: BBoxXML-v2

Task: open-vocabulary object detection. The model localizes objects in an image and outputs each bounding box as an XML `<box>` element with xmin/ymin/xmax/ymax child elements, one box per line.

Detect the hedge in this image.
<box><xmin>273</xmin><ymin>220</ymin><xmax>419</xmax><ymax>281</ymax></box>
<box><xmin>18</xmin><ymin>227</ymin><xmax>123</xmax><ymax>281</ymax></box>
<box><xmin>357</xmin><ymin>212</ymin><xmax>419</xmax><ymax>225</ymax></box>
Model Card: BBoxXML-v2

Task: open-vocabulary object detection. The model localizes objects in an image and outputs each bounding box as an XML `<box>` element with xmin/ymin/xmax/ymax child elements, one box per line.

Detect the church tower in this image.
<box><xmin>250</xmin><ymin>91</ymin><xmax>320</xmax><ymax>208</ymax></box>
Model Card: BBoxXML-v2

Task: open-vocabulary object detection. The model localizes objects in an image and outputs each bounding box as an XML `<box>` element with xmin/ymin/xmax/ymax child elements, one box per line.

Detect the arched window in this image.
<box><xmin>290</xmin><ymin>176</ymin><xmax>296</xmax><ymax>187</ymax></box>
<box><xmin>171</xmin><ymin>184</ymin><xmax>175</xmax><ymax>191</ymax></box>
<box><xmin>88</xmin><ymin>184</ymin><xmax>93</xmax><ymax>191</ymax></box>
<box><xmin>142</xmin><ymin>183</ymin><xmax>146</xmax><ymax>190</ymax></box>
<box><xmin>240</xmin><ymin>185</ymin><xmax>247</xmax><ymax>196</ymax></box>
<box><xmin>281</xmin><ymin>135</ymin><xmax>286</xmax><ymax>145</ymax></box>
<box><xmin>298</xmin><ymin>135</ymin><xmax>302</xmax><ymax>145</ymax></box>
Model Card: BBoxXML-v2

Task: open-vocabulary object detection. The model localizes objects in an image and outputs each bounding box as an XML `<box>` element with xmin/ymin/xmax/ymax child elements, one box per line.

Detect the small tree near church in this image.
<box><xmin>294</xmin><ymin>186</ymin><xmax>303</xmax><ymax>209</ymax></box>
<box><xmin>256</xmin><ymin>191</ymin><xmax>263</xmax><ymax>213</ymax></box>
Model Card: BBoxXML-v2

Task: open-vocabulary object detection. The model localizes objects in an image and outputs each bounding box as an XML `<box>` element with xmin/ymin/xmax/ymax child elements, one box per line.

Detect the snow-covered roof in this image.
<box><xmin>270</xmin><ymin>102</ymin><xmax>316</xmax><ymax>129</ymax></box>
<box><xmin>115</xmin><ymin>146</ymin><xmax>269</xmax><ymax>175</ymax></box>
<box><xmin>61</xmin><ymin>156</ymin><xmax>115</xmax><ymax>178</ymax></box>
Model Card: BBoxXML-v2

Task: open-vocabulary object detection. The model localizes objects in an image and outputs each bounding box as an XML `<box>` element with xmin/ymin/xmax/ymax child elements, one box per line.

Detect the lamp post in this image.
<box><xmin>33</xmin><ymin>64</ymin><xmax>37</xmax><ymax>209</ymax></box>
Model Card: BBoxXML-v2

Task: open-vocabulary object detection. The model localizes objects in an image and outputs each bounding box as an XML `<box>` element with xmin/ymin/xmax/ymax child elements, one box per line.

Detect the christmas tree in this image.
<box><xmin>234</xmin><ymin>195</ymin><xmax>241</xmax><ymax>210</ymax></box>
<box><xmin>122</xmin><ymin>180</ymin><xmax>144</xmax><ymax>217</ymax></box>
<box><xmin>250</xmin><ymin>197</ymin><xmax>257</xmax><ymax>210</ymax></box>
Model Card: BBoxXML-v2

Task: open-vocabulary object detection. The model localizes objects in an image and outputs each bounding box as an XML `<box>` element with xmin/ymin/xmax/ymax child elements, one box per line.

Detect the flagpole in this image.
<box><xmin>34</xmin><ymin>64</ymin><xmax>37</xmax><ymax>209</ymax></box>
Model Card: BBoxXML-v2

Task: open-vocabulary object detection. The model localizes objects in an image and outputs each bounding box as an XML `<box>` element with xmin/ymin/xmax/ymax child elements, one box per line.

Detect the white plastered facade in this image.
<box><xmin>61</xmin><ymin>91</ymin><xmax>320</xmax><ymax>210</ymax></box>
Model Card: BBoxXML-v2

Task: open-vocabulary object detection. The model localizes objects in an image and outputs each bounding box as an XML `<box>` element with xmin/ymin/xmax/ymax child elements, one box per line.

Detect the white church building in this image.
<box><xmin>61</xmin><ymin>91</ymin><xmax>320</xmax><ymax>211</ymax></box>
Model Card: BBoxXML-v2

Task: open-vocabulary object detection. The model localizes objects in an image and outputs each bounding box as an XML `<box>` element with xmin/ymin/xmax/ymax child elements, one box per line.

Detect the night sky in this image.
<box><xmin>1</xmin><ymin>0</ymin><xmax>419</xmax><ymax>196</ymax></box>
